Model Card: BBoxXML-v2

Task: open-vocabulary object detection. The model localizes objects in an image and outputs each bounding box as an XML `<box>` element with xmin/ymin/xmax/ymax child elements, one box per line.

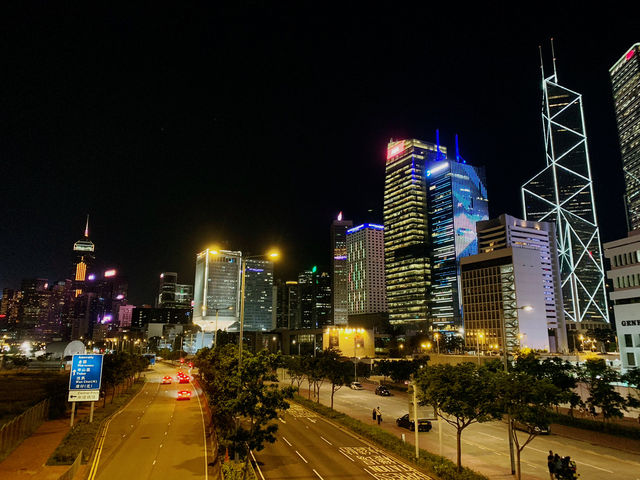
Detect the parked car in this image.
<box><xmin>375</xmin><ymin>385</ymin><xmax>391</xmax><ymax>396</ymax></box>
<box><xmin>350</xmin><ymin>382</ymin><xmax>364</xmax><ymax>390</ymax></box>
<box><xmin>396</xmin><ymin>414</ymin><xmax>432</xmax><ymax>432</ymax></box>
<box><xmin>161</xmin><ymin>376</ymin><xmax>172</xmax><ymax>384</ymax></box>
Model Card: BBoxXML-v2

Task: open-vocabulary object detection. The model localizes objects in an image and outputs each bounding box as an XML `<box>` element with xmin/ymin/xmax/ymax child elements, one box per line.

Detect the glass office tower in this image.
<box><xmin>522</xmin><ymin>62</ymin><xmax>609</xmax><ymax>327</ymax></box>
<box><xmin>427</xmin><ymin>158</ymin><xmax>488</xmax><ymax>329</ymax></box>
<box><xmin>384</xmin><ymin>139</ymin><xmax>444</xmax><ymax>326</ymax></box>
<box><xmin>330</xmin><ymin>213</ymin><xmax>352</xmax><ymax>326</ymax></box>
<box><xmin>243</xmin><ymin>259</ymin><xmax>274</xmax><ymax>331</ymax></box>
<box><xmin>610</xmin><ymin>43</ymin><xmax>640</xmax><ymax>231</ymax></box>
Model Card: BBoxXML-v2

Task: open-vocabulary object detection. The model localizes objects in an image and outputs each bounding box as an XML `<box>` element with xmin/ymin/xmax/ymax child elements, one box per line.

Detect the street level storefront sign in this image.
<box><xmin>68</xmin><ymin>354</ymin><xmax>104</xmax><ymax>402</ymax></box>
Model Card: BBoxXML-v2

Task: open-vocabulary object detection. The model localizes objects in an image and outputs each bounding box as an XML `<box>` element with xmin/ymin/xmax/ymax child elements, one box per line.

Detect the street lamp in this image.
<box><xmin>433</xmin><ymin>333</ymin><xmax>440</xmax><ymax>355</ymax></box>
<box><xmin>476</xmin><ymin>332</ymin><xmax>484</xmax><ymax>363</ymax></box>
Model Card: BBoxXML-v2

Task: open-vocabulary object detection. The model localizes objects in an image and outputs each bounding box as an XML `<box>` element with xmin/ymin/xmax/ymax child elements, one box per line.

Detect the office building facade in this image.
<box><xmin>610</xmin><ymin>44</ymin><xmax>640</xmax><ymax>231</ymax></box>
<box><xmin>346</xmin><ymin>224</ymin><xmax>387</xmax><ymax>316</ymax></box>
<box><xmin>461</xmin><ymin>248</ymin><xmax>553</xmax><ymax>352</ymax></box>
<box><xmin>604</xmin><ymin>231</ymin><xmax>640</xmax><ymax>371</ymax></box>
<box><xmin>477</xmin><ymin>214</ymin><xmax>567</xmax><ymax>352</ymax></box>
<box><xmin>193</xmin><ymin>249</ymin><xmax>242</xmax><ymax>332</ymax></box>
<box><xmin>331</xmin><ymin>212</ymin><xmax>353</xmax><ymax>326</ymax></box>
<box><xmin>522</xmin><ymin>63</ymin><xmax>609</xmax><ymax>328</ymax></box>
<box><xmin>243</xmin><ymin>259</ymin><xmax>274</xmax><ymax>331</ymax></box>
<box><xmin>157</xmin><ymin>272</ymin><xmax>193</xmax><ymax>309</ymax></box>
<box><xmin>73</xmin><ymin>216</ymin><xmax>95</xmax><ymax>297</ymax></box>
<box><xmin>384</xmin><ymin>139</ymin><xmax>444</xmax><ymax>326</ymax></box>
<box><xmin>427</xmin><ymin>154</ymin><xmax>488</xmax><ymax>329</ymax></box>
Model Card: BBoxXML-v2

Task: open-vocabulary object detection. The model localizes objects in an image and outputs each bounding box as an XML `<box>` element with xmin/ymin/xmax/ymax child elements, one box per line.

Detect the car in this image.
<box><xmin>161</xmin><ymin>376</ymin><xmax>172</xmax><ymax>384</ymax></box>
<box><xmin>513</xmin><ymin>421</ymin><xmax>550</xmax><ymax>435</ymax></box>
<box><xmin>177</xmin><ymin>390</ymin><xmax>191</xmax><ymax>400</ymax></box>
<box><xmin>375</xmin><ymin>385</ymin><xmax>391</xmax><ymax>396</ymax></box>
<box><xmin>396</xmin><ymin>414</ymin><xmax>432</xmax><ymax>432</ymax></box>
<box><xmin>178</xmin><ymin>374</ymin><xmax>190</xmax><ymax>384</ymax></box>
<box><xmin>350</xmin><ymin>382</ymin><xmax>364</xmax><ymax>390</ymax></box>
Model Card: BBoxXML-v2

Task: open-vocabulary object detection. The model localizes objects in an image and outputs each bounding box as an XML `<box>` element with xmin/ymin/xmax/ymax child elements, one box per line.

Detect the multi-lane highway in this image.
<box><xmin>90</xmin><ymin>363</ymin><xmax>210</xmax><ymax>480</ymax></box>
<box><xmin>254</xmin><ymin>402</ymin><xmax>434</xmax><ymax>480</ymax></box>
<box><xmin>286</xmin><ymin>380</ymin><xmax>640</xmax><ymax>480</ymax></box>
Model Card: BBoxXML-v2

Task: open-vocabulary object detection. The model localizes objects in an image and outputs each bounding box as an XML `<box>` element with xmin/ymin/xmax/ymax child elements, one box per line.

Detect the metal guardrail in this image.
<box><xmin>57</xmin><ymin>449</ymin><xmax>82</xmax><ymax>480</ymax></box>
<box><xmin>0</xmin><ymin>398</ymin><xmax>50</xmax><ymax>461</ymax></box>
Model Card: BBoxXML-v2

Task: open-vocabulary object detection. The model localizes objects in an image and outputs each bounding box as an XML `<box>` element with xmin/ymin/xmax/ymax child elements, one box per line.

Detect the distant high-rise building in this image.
<box><xmin>331</xmin><ymin>212</ymin><xmax>353</xmax><ymax>326</ymax></box>
<box><xmin>156</xmin><ymin>272</ymin><xmax>193</xmax><ymax>308</ymax></box>
<box><xmin>477</xmin><ymin>214</ymin><xmax>567</xmax><ymax>352</ymax></box>
<box><xmin>347</xmin><ymin>224</ymin><xmax>387</xmax><ymax>317</ymax></box>
<box><xmin>314</xmin><ymin>270</ymin><xmax>332</xmax><ymax>328</ymax></box>
<box><xmin>73</xmin><ymin>215</ymin><xmax>95</xmax><ymax>297</ymax></box>
<box><xmin>192</xmin><ymin>249</ymin><xmax>241</xmax><ymax>332</ymax></box>
<box><xmin>384</xmin><ymin>139</ymin><xmax>445</xmax><ymax>327</ymax></box>
<box><xmin>18</xmin><ymin>279</ymin><xmax>51</xmax><ymax>337</ymax></box>
<box><xmin>275</xmin><ymin>279</ymin><xmax>299</xmax><ymax>329</ymax></box>
<box><xmin>243</xmin><ymin>259</ymin><xmax>274</xmax><ymax>331</ymax></box>
<box><xmin>610</xmin><ymin>43</ymin><xmax>640</xmax><ymax>231</ymax></box>
<box><xmin>522</xmin><ymin>58</ymin><xmax>609</xmax><ymax>328</ymax></box>
<box><xmin>426</xmin><ymin>146</ymin><xmax>488</xmax><ymax>329</ymax></box>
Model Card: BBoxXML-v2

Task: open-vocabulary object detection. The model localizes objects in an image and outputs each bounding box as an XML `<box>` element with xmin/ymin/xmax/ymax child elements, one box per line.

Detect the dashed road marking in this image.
<box><xmin>313</xmin><ymin>469</ymin><xmax>325</xmax><ymax>479</ymax></box>
<box><xmin>580</xmin><ymin>462</ymin><xmax>613</xmax><ymax>473</ymax></box>
<box><xmin>282</xmin><ymin>436</ymin><xmax>292</xmax><ymax>447</ymax></box>
<box><xmin>295</xmin><ymin>450</ymin><xmax>308</xmax><ymax>463</ymax></box>
<box><xmin>320</xmin><ymin>436</ymin><xmax>332</xmax><ymax>445</ymax></box>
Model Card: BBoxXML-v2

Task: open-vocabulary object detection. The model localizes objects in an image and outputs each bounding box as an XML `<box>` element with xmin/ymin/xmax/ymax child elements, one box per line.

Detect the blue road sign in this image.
<box><xmin>69</xmin><ymin>354</ymin><xmax>104</xmax><ymax>401</ymax></box>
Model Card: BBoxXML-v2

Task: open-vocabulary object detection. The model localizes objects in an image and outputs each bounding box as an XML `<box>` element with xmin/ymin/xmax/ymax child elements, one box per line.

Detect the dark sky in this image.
<box><xmin>0</xmin><ymin>3</ymin><xmax>636</xmax><ymax>305</ymax></box>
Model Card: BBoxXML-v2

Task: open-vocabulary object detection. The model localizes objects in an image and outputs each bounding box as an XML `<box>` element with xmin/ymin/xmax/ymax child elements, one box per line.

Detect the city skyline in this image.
<box><xmin>0</xmin><ymin>5</ymin><xmax>636</xmax><ymax>306</ymax></box>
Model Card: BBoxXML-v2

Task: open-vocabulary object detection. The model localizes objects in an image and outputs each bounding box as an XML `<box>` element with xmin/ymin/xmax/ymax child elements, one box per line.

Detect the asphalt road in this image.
<box><xmin>299</xmin><ymin>380</ymin><xmax>640</xmax><ymax>480</ymax></box>
<box><xmin>254</xmin><ymin>402</ymin><xmax>434</xmax><ymax>480</ymax></box>
<box><xmin>92</xmin><ymin>363</ymin><xmax>209</xmax><ymax>480</ymax></box>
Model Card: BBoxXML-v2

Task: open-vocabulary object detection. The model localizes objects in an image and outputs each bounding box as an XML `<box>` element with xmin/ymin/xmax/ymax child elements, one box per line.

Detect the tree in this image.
<box><xmin>443</xmin><ymin>335</ymin><xmax>464</xmax><ymax>354</ymax></box>
<box><xmin>195</xmin><ymin>345</ymin><xmax>294</xmax><ymax>480</ymax></box>
<box><xmin>320</xmin><ymin>349</ymin><xmax>351</xmax><ymax>409</ymax></box>
<box><xmin>579</xmin><ymin>358</ymin><xmax>628</xmax><ymax>421</ymax></box>
<box><xmin>587</xmin><ymin>328</ymin><xmax>616</xmax><ymax>353</ymax></box>
<box><xmin>415</xmin><ymin>362</ymin><xmax>502</xmax><ymax>469</ymax></box>
<box><xmin>623</xmin><ymin>368</ymin><xmax>640</xmax><ymax>409</ymax></box>
<box><xmin>497</xmin><ymin>372</ymin><xmax>561</xmax><ymax>480</ymax></box>
<box><xmin>388</xmin><ymin>359</ymin><xmax>426</xmax><ymax>384</ymax></box>
<box><xmin>285</xmin><ymin>356</ymin><xmax>306</xmax><ymax>390</ymax></box>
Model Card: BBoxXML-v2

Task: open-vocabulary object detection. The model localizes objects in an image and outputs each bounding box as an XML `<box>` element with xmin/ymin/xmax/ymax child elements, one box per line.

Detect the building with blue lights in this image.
<box><xmin>347</xmin><ymin>224</ymin><xmax>387</xmax><ymax>318</ymax></box>
<box><xmin>331</xmin><ymin>213</ymin><xmax>353</xmax><ymax>326</ymax></box>
<box><xmin>427</xmin><ymin>155</ymin><xmax>489</xmax><ymax>329</ymax></box>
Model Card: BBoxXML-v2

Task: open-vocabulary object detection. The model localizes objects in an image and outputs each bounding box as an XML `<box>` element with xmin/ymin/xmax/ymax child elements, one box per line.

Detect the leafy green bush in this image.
<box><xmin>222</xmin><ymin>461</ymin><xmax>257</xmax><ymax>480</ymax></box>
<box><xmin>550</xmin><ymin>412</ymin><xmax>640</xmax><ymax>440</ymax></box>
<box><xmin>47</xmin><ymin>379</ymin><xmax>145</xmax><ymax>465</ymax></box>
<box><xmin>293</xmin><ymin>395</ymin><xmax>488</xmax><ymax>480</ymax></box>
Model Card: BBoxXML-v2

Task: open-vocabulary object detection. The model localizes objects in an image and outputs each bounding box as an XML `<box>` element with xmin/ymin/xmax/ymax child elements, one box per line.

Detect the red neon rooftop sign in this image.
<box><xmin>387</xmin><ymin>141</ymin><xmax>406</xmax><ymax>160</ymax></box>
<box><xmin>626</xmin><ymin>49</ymin><xmax>636</xmax><ymax>61</ymax></box>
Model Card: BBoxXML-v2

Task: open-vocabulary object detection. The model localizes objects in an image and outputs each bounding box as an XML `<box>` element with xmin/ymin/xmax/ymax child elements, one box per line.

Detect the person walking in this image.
<box><xmin>547</xmin><ymin>450</ymin><xmax>555</xmax><ymax>480</ymax></box>
<box><xmin>376</xmin><ymin>407</ymin><xmax>382</xmax><ymax>425</ymax></box>
<box><xmin>553</xmin><ymin>454</ymin><xmax>562</xmax><ymax>478</ymax></box>
<box><xmin>372</xmin><ymin>407</ymin><xmax>377</xmax><ymax>421</ymax></box>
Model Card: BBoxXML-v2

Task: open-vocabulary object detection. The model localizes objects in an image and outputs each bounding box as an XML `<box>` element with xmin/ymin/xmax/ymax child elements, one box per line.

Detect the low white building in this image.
<box><xmin>604</xmin><ymin>231</ymin><xmax>640</xmax><ymax>372</ymax></box>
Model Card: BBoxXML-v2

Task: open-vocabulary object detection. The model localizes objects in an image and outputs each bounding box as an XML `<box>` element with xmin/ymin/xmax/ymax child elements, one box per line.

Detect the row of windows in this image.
<box><xmin>612</xmin><ymin>250</ymin><xmax>640</xmax><ymax>267</ymax></box>
<box><xmin>615</xmin><ymin>273</ymin><xmax>640</xmax><ymax>289</ymax></box>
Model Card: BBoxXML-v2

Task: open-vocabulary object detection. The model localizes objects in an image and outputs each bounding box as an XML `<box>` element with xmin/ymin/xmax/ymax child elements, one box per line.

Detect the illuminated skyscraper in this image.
<box><xmin>426</xmin><ymin>143</ymin><xmax>488</xmax><ymax>329</ymax></box>
<box><xmin>243</xmin><ymin>259</ymin><xmax>274</xmax><ymax>331</ymax></box>
<box><xmin>522</xmin><ymin>56</ymin><xmax>609</xmax><ymax>328</ymax></box>
<box><xmin>331</xmin><ymin>212</ymin><xmax>352</xmax><ymax>326</ymax></box>
<box><xmin>384</xmin><ymin>139</ymin><xmax>444</xmax><ymax>326</ymax></box>
<box><xmin>73</xmin><ymin>215</ymin><xmax>95</xmax><ymax>297</ymax></box>
<box><xmin>347</xmin><ymin>224</ymin><xmax>387</xmax><ymax>317</ymax></box>
<box><xmin>610</xmin><ymin>43</ymin><xmax>640</xmax><ymax>230</ymax></box>
<box><xmin>192</xmin><ymin>249</ymin><xmax>242</xmax><ymax>332</ymax></box>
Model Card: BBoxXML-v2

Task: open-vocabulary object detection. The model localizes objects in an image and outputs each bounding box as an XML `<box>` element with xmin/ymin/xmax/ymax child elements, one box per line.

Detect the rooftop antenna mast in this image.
<box><xmin>84</xmin><ymin>214</ymin><xmax>90</xmax><ymax>238</ymax></box>
<box><xmin>538</xmin><ymin>45</ymin><xmax>546</xmax><ymax>80</ymax></box>
<box><xmin>550</xmin><ymin>37</ymin><xmax>558</xmax><ymax>80</ymax></box>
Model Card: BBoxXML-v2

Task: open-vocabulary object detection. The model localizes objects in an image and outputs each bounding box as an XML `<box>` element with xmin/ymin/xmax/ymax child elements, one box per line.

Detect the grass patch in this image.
<box><xmin>294</xmin><ymin>395</ymin><xmax>488</xmax><ymax>480</ymax></box>
<box><xmin>47</xmin><ymin>379</ymin><xmax>145</xmax><ymax>465</ymax></box>
<box><xmin>550</xmin><ymin>412</ymin><xmax>640</xmax><ymax>440</ymax></box>
<box><xmin>0</xmin><ymin>371</ymin><xmax>69</xmax><ymax>426</ymax></box>
<box><xmin>221</xmin><ymin>461</ymin><xmax>257</xmax><ymax>480</ymax></box>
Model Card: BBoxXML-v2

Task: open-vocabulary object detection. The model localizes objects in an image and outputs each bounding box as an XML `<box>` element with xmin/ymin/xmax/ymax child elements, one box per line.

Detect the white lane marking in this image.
<box><xmin>282</xmin><ymin>436</ymin><xmax>292</xmax><ymax>447</ymax></box>
<box><xmin>159</xmin><ymin>444</ymin><xmax>163</xmax><ymax>448</ymax></box>
<box><xmin>313</xmin><ymin>469</ymin><xmax>325</xmax><ymax>480</ymax></box>
<box><xmin>295</xmin><ymin>450</ymin><xmax>308</xmax><ymax>463</ymax></box>
<box><xmin>339</xmin><ymin>450</ymin><xmax>355</xmax><ymax>462</ymax></box>
<box><xmin>579</xmin><ymin>462</ymin><xmax>614</xmax><ymax>473</ymax></box>
<box><xmin>152</xmin><ymin>460</ymin><xmax>156</xmax><ymax>465</ymax></box>
<box><xmin>525</xmin><ymin>445</ymin><xmax>547</xmax><ymax>454</ymax></box>
<box><xmin>363</xmin><ymin>467</ymin><xmax>376</xmax><ymax>478</ymax></box>
<box><xmin>320</xmin><ymin>436</ymin><xmax>332</xmax><ymax>445</ymax></box>
<box><xmin>478</xmin><ymin>432</ymin><xmax>502</xmax><ymax>440</ymax></box>
<box><xmin>250</xmin><ymin>450</ymin><xmax>266</xmax><ymax>480</ymax></box>
<box><xmin>307</xmin><ymin>418</ymin><xmax>317</xmax><ymax>423</ymax></box>
<box><xmin>279</xmin><ymin>417</ymin><xmax>286</xmax><ymax>424</ymax></box>
<box><xmin>192</xmin><ymin>380</ymin><xmax>209</xmax><ymax>480</ymax></box>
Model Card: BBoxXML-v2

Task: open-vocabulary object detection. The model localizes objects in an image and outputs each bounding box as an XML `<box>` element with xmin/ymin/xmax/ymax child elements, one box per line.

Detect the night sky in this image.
<box><xmin>0</xmin><ymin>3</ymin><xmax>636</xmax><ymax>305</ymax></box>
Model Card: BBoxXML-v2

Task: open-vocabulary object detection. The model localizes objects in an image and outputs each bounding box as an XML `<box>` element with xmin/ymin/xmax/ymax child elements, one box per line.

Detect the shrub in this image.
<box><xmin>550</xmin><ymin>412</ymin><xmax>640</xmax><ymax>440</ymax></box>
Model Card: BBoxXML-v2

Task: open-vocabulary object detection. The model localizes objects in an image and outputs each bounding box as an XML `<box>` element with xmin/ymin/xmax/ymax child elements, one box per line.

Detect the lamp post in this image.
<box><xmin>434</xmin><ymin>333</ymin><xmax>440</xmax><ymax>355</ymax></box>
<box><xmin>476</xmin><ymin>332</ymin><xmax>484</xmax><ymax>364</ymax></box>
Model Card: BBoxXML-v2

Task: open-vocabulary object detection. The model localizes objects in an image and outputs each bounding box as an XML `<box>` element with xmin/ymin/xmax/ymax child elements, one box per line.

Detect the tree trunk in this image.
<box><xmin>516</xmin><ymin>448</ymin><xmax>521</xmax><ymax>480</ymax></box>
<box><xmin>331</xmin><ymin>386</ymin><xmax>334</xmax><ymax>409</ymax></box>
<box><xmin>456</xmin><ymin>429</ymin><xmax>462</xmax><ymax>469</ymax></box>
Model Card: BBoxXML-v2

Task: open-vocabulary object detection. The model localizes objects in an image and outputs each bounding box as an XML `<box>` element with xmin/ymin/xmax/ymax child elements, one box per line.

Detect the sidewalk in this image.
<box><xmin>0</xmin><ymin>404</ymin><xmax>90</xmax><ymax>480</ymax></box>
